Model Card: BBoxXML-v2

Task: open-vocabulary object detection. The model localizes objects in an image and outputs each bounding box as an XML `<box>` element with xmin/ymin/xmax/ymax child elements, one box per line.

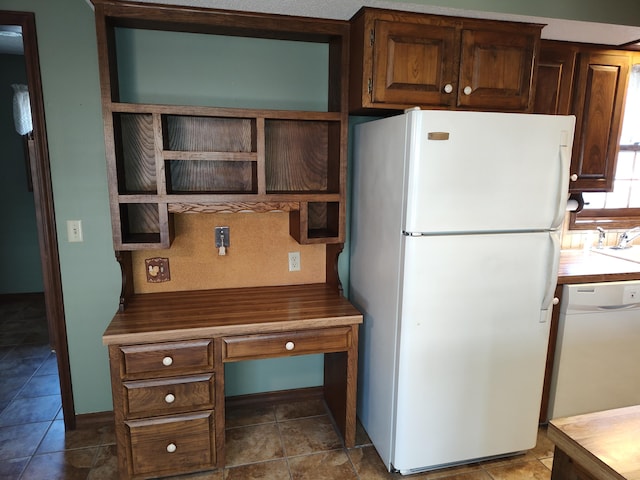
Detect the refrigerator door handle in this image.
<box><xmin>550</xmin><ymin>136</ymin><xmax>572</xmax><ymax>230</ymax></box>
<box><xmin>540</xmin><ymin>232</ymin><xmax>561</xmax><ymax>317</ymax></box>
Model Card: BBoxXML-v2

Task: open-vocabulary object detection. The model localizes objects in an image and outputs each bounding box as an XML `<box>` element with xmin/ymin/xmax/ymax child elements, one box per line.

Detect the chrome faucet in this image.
<box><xmin>596</xmin><ymin>227</ymin><xmax>606</xmax><ymax>249</ymax></box>
<box><xmin>616</xmin><ymin>226</ymin><xmax>640</xmax><ymax>249</ymax></box>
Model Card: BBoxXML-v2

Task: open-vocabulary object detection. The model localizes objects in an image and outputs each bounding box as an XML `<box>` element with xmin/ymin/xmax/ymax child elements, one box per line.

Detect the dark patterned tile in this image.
<box><xmin>348</xmin><ymin>446</ymin><xmax>402</xmax><ymax>480</ymax></box>
<box><xmin>34</xmin><ymin>353</ymin><xmax>59</xmax><ymax>376</ymax></box>
<box><xmin>0</xmin><ymin>422</ymin><xmax>50</xmax><ymax>460</ymax></box>
<box><xmin>223</xmin><ymin>459</ymin><xmax>290</xmax><ymax>480</ymax></box>
<box><xmin>225</xmin><ymin>403</ymin><xmax>276</xmax><ymax>428</ymax></box>
<box><xmin>20</xmin><ymin>448</ymin><xmax>97</xmax><ymax>480</ymax></box>
<box><xmin>0</xmin><ymin>394</ymin><xmax>61</xmax><ymax>427</ymax></box>
<box><xmin>279</xmin><ymin>415</ymin><xmax>342</xmax><ymax>457</ymax></box>
<box><xmin>484</xmin><ymin>459</ymin><xmax>552</xmax><ymax>480</ymax></box>
<box><xmin>274</xmin><ymin>398</ymin><xmax>327</xmax><ymax>421</ymax></box>
<box><xmin>288</xmin><ymin>450</ymin><xmax>357</xmax><ymax>480</ymax></box>
<box><xmin>225</xmin><ymin>423</ymin><xmax>284</xmax><ymax>467</ymax></box>
<box><xmin>17</xmin><ymin>374</ymin><xmax>60</xmax><ymax>398</ymax></box>
<box><xmin>86</xmin><ymin>444</ymin><xmax>119</xmax><ymax>480</ymax></box>
<box><xmin>37</xmin><ymin>419</ymin><xmax>108</xmax><ymax>453</ymax></box>
<box><xmin>0</xmin><ymin>456</ymin><xmax>29</xmax><ymax>479</ymax></box>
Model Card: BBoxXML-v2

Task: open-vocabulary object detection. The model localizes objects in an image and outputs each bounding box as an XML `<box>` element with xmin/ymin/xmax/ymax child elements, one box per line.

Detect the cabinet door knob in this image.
<box><xmin>443</xmin><ymin>83</ymin><xmax>453</xmax><ymax>94</ymax></box>
<box><xmin>162</xmin><ymin>356</ymin><xmax>173</xmax><ymax>366</ymax></box>
<box><xmin>570</xmin><ymin>174</ymin><xmax>578</xmax><ymax>181</ymax></box>
<box><xmin>166</xmin><ymin>443</ymin><xmax>177</xmax><ymax>453</ymax></box>
<box><xmin>165</xmin><ymin>393</ymin><xmax>176</xmax><ymax>404</ymax></box>
<box><xmin>463</xmin><ymin>86</ymin><xmax>472</xmax><ymax>95</ymax></box>
<box><xmin>553</xmin><ymin>297</ymin><xmax>560</xmax><ymax>305</ymax></box>
<box><xmin>285</xmin><ymin>341</ymin><xmax>295</xmax><ymax>351</ymax></box>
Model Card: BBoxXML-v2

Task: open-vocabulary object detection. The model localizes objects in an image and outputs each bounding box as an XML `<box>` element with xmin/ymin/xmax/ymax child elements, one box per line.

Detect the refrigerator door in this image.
<box><xmin>403</xmin><ymin>110</ymin><xmax>575</xmax><ymax>234</ymax></box>
<box><xmin>392</xmin><ymin>231</ymin><xmax>556</xmax><ymax>473</ymax></box>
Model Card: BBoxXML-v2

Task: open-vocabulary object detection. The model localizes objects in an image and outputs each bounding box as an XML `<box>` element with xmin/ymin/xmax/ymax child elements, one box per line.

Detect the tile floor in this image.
<box><xmin>0</xmin><ymin>295</ymin><xmax>557</xmax><ymax>479</ymax></box>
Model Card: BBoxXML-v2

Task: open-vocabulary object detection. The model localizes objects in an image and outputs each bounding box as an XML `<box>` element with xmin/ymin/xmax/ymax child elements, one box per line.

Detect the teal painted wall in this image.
<box><xmin>1</xmin><ymin>0</ymin><xmax>639</xmax><ymax>414</ymax></box>
<box><xmin>0</xmin><ymin>53</ymin><xmax>43</xmax><ymax>294</ymax></box>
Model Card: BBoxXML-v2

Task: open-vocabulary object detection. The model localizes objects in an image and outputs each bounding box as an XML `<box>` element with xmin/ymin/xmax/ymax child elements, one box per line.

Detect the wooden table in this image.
<box><xmin>548</xmin><ymin>405</ymin><xmax>640</xmax><ymax>480</ymax></box>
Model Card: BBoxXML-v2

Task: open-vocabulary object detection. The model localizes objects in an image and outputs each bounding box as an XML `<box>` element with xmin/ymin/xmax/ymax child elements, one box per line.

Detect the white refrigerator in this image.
<box><xmin>349</xmin><ymin>109</ymin><xmax>575</xmax><ymax>474</ymax></box>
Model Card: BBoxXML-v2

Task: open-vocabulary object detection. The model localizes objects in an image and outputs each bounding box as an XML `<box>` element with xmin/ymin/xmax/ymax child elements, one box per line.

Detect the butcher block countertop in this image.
<box><xmin>558</xmin><ymin>249</ymin><xmax>640</xmax><ymax>284</ymax></box>
<box><xmin>102</xmin><ymin>283</ymin><xmax>363</xmax><ymax>345</ymax></box>
<box><xmin>548</xmin><ymin>405</ymin><xmax>640</xmax><ymax>480</ymax></box>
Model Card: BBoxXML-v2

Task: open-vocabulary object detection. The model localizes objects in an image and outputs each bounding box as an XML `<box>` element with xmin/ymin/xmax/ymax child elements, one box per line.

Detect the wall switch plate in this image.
<box><xmin>145</xmin><ymin>257</ymin><xmax>170</xmax><ymax>283</ymax></box>
<box><xmin>67</xmin><ymin>220</ymin><xmax>83</xmax><ymax>242</ymax></box>
<box><xmin>214</xmin><ymin>226</ymin><xmax>230</xmax><ymax>248</ymax></box>
<box><xmin>288</xmin><ymin>252</ymin><xmax>301</xmax><ymax>272</ymax></box>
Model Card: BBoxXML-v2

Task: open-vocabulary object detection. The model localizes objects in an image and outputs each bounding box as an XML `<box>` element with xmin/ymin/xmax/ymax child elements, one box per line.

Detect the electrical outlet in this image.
<box><xmin>288</xmin><ymin>252</ymin><xmax>301</xmax><ymax>272</ymax></box>
<box><xmin>145</xmin><ymin>257</ymin><xmax>171</xmax><ymax>283</ymax></box>
<box><xmin>67</xmin><ymin>220</ymin><xmax>83</xmax><ymax>242</ymax></box>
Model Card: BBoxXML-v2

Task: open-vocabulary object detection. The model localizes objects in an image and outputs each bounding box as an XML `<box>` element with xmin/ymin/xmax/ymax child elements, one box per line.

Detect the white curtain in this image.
<box><xmin>11</xmin><ymin>83</ymin><xmax>32</xmax><ymax>136</ymax></box>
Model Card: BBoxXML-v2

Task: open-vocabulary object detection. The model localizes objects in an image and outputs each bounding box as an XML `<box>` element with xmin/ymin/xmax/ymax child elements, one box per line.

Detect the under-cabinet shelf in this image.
<box><xmin>108</xmin><ymin>104</ymin><xmax>345</xmax><ymax>249</ymax></box>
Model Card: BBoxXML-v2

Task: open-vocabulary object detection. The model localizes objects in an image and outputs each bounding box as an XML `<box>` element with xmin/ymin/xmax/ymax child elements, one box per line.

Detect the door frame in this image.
<box><xmin>1</xmin><ymin>10</ymin><xmax>75</xmax><ymax>430</ymax></box>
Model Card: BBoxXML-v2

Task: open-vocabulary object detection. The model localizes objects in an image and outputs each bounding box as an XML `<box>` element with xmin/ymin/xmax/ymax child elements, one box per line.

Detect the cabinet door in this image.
<box><xmin>533</xmin><ymin>42</ymin><xmax>577</xmax><ymax>115</ymax></box>
<box><xmin>458</xmin><ymin>28</ymin><xmax>537</xmax><ymax>111</ymax></box>
<box><xmin>570</xmin><ymin>52</ymin><xmax>630</xmax><ymax>192</ymax></box>
<box><xmin>372</xmin><ymin>20</ymin><xmax>457</xmax><ymax>107</ymax></box>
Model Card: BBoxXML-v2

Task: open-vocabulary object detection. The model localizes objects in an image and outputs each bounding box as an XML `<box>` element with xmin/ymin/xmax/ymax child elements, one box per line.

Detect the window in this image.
<box><xmin>570</xmin><ymin>62</ymin><xmax>640</xmax><ymax>230</ymax></box>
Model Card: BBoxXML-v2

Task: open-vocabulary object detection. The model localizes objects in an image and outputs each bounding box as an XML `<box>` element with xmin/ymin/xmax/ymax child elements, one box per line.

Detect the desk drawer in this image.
<box><xmin>120</xmin><ymin>339</ymin><xmax>213</xmax><ymax>377</ymax></box>
<box><xmin>223</xmin><ymin>327</ymin><xmax>352</xmax><ymax>361</ymax></box>
<box><xmin>127</xmin><ymin>411</ymin><xmax>215</xmax><ymax>477</ymax></box>
<box><xmin>124</xmin><ymin>374</ymin><xmax>215</xmax><ymax>418</ymax></box>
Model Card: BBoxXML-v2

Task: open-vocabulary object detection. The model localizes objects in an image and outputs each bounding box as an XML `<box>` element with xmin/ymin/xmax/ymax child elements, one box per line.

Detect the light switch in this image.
<box><xmin>67</xmin><ymin>220</ymin><xmax>83</xmax><ymax>242</ymax></box>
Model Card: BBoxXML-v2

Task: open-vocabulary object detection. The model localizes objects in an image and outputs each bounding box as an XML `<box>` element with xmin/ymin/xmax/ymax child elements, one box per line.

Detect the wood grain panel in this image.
<box><xmin>222</xmin><ymin>327</ymin><xmax>352</xmax><ymax>361</ymax></box>
<box><xmin>117</xmin><ymin>113</ymin><xmax>156</xmax><ymax>193</ymax></box>
<box><xmin>120</xmin><ymin>339</ymin><xmax>214</xmax><ymax>377</ymax></box>
<box><xmin>570</xmin><ymin>52</ymin><xmax>630</xmax><ymax>192</ymax></box>
<box><xmin>372</xmin><ymin>19</ymin><xmax>457</xmax><ymax>107</ymax></box>
<box><xmin>458</xmin><ymin>27</ymin><xmax>536</xmax><ymax>110</ymax></box>
<box><xmin>126</xmin><ymin>411</ymin><xmax>215</xmax><ymax>477</ymax></box>
<box><xmin>548</xmin><ymin>405</ymin><xmax>640</xmax><ymax>480</ymax></box>
<box><xmin>265</xmin><ymin>120</ymin><xmax>329</xmax><ymax>192</ymax></box>
<box><xmin>103</xmin><ymin>283</ymin><xmax>362</xmax><ymax>346</ymax></box>
<box><xmin>124</xmin><ymin>374</ymin><xmax>215</xmax><ymax>417</ymax></box>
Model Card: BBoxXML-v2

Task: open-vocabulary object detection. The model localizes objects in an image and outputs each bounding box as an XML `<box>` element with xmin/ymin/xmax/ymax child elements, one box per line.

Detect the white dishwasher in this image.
<box><xmin>547</xmin><ymin>280</ymin><xmax>640</xmax><ymax>420</ymax></box>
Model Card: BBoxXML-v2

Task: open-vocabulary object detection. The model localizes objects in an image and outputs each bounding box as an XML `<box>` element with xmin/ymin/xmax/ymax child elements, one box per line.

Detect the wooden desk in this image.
<box><xmin>103</xmin><ymin>283</ymin><xmax>363</xmax><ymax>479</ymax></box>
<box><xmin>548</xmin><ymin>405</ymin><xmax>640</xmax><ymax>480</ymax></box>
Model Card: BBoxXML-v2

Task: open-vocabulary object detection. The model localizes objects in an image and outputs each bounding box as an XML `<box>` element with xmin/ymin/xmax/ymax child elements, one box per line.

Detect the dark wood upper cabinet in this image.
<box><xmin>534</xmin><ymin>41</ymin><xmax>632</xmax><ymax>194</ymax></box>
<box><xmin>349</xmin><ymin>8</ymin><xmax>541</xmax><ymax>113</ymax></box>
<box><xmin>533</xmin><ymin>41</ymin><xmax>578</xmax><ymax>115</ymax></box>
<box><xmin>570</xmin><ymin>51</ymin><xmax>630</xmax><ymax>193</ymax></box>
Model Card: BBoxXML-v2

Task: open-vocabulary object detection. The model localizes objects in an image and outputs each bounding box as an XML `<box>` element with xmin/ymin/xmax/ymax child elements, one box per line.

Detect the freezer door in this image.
<box><xmin>392</xmin><ymin>232</ymin><xmax>556</xmax><ymax>473</ymax></box>
<box><xmin>403</xmin><ymin>110</ymin><xmax>575</xmax><ymax>234</ymax></box>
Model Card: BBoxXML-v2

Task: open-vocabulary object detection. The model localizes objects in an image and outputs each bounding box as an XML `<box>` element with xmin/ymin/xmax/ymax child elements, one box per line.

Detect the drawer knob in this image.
<box><xmin>570</xmin><ymin>173</ymin><xmax>578</xmax><ymax>181</ymax></box>
<box><xmin>463</xmin><ymin>86</ymin><xmax>472</xmax><ymax>95</ymax></box>
<box><xmin>166</xmin><ymin>443</ymin><xmax>177</xmax><ymax>453</ymax></box>
<box><xmin>165</xmin><ymin>393</ymin><xmax>176</xmax><ymax>404</ymax></box>
<box><xmin>285</xmin><ymin>341</ymin><xmax>295</xmax><ymax>351</ymax></box>
<box><xmin>162</xmin><ymin>356</ymin><xmax>173</xmax><ymax>366</ymax></box>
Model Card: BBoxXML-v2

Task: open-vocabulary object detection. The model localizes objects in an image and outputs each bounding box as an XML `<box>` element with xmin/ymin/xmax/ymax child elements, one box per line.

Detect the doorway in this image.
<box><xmin>0</xmin><ymin>10</ymin><xmax>75</xmax><ymax>430</ymax></box>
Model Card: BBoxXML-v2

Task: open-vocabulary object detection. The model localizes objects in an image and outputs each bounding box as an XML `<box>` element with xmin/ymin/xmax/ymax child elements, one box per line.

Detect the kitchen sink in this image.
<box><xmin>592</xmin><ymin>246</ymin><xmax>640</xmax><ymax>263</ymax></box>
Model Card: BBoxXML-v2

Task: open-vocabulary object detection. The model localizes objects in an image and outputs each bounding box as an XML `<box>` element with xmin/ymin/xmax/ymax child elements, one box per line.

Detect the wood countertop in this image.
<box><xmin>558</xmin><ymin>250</ymin><xmax>640</xmax><ymax>284</ymax></box>
<box><xmin>548</xmin><ymin>405</ymin><xmax>640</xmax><ymax>480</ymax></box>
<box><xmin>103</xmin><ymin>283</ymin><xmax>363</xmax><ymax>345</ymax></box>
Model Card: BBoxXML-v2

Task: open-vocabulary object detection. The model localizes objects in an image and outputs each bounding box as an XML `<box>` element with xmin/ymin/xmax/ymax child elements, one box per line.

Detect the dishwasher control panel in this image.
<box><xmin>562</xmin><ymin>280</ymin><xmax>640</xmax><ymax>313</ymax></box>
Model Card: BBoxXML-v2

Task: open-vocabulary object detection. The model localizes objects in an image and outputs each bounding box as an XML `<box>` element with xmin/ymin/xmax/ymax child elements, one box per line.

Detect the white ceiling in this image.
<box><xmin>127</xmin><ymin>0</ymin><xmax>640</xmax><ymax>46</ymax></box>
<box><xmin>3</xmin><ymin>0</ymin><xmax>640</xmax><ymax>56</ymax></box>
